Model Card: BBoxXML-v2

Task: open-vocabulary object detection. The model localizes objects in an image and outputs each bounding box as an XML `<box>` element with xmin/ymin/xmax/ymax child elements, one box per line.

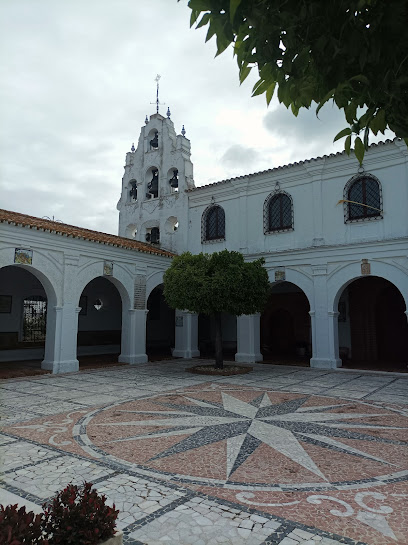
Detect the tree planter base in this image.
<box><xmin>99</xmin><ymin>529</ymin><xmax>123</xmax><ymax>545</ymax></box>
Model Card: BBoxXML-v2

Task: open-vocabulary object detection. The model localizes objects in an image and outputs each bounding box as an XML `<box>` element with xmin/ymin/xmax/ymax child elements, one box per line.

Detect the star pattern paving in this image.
<box><xmin>95</xmin><ymin>390</ymin><xmax>408</xmax><ymax>485</ymax></box>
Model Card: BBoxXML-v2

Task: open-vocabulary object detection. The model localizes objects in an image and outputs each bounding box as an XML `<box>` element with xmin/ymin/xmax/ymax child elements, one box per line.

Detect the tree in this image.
<box><xmin>163</xmin><ymin>250</ymin><xmax>270</xmax><ymax>368</ymax></box>
<box><xmin>186</xmin><ymin>0</ymin><xmax>408</xmax><ymax>163</ymax></box>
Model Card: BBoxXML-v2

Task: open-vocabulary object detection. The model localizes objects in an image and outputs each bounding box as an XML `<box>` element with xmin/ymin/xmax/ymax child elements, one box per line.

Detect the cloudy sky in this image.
<box><xmin>0</xmin><ymin>1</ymin><xmax>392</xmax><ymax>235</ymax></box>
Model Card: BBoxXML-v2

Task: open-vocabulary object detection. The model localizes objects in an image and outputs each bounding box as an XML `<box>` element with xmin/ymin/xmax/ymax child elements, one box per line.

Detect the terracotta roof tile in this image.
<box><xmin>0</xmin><ymin>209</ymin><xmax>174</xmax><ymax>258</ymax></box>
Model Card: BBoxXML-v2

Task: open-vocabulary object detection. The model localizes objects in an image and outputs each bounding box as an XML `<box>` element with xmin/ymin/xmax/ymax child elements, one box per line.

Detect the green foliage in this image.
<box><xmin>185</xmin><ymin>0</ymin><xmax>408</xmax><ymax>163</ymax></box>
<box><xmin>0</xmin><ymin>504</ymin><xmax>48</xmax><ymax>545</ymax></box>
<box><xmin>43</xmin><ymin>482</ymin><xmax>119</xmax><ymax>545</ymax></box>
<box><xmin>163</xmin><ymin>250</ymin><xmax>270</xmax><ymax>316</ymax></box>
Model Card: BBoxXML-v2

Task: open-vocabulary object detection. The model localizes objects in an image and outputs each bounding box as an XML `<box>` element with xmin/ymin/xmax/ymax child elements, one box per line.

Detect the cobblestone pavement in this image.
<box><xmin>1</xmin><ymin>360</ymin><xmax>407</xmax><ymax>545</ymax></box>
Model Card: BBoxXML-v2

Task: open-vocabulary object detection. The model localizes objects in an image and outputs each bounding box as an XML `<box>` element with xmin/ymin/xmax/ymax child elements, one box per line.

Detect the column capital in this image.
<box><xmin>128</xmin><ymin>308</ymin><xmax>149</xmax><ymax>315</ymax></box>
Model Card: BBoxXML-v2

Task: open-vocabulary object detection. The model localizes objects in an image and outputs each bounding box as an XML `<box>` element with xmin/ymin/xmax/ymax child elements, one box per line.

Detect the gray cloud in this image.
<box><xmin>263</xmin><ymin>103</ymin><xmax>346</xmax><ymax>159</ymax></box>
<box><xmin>221</xmin><ymin>145</ymin><xmax>260</xmax><ymax>167</ymax></box>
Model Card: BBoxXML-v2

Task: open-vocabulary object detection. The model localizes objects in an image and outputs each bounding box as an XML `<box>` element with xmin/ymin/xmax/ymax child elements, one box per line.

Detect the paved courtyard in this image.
<box><xmin>1</xmin><ymin>360</ymin><xmax>407</xmax><ymax>545</ymax></box>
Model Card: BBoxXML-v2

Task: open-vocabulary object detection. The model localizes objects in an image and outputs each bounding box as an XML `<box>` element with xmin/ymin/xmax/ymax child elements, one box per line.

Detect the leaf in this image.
<box><xmin>370</xmin><ymin>109</ymin><xmax>386</xmax><ymax>135</ymax></box>
<box><xmin>354</xmin><ymin>136</ymin><xmax>365</xmax><ymax>164</ymax></box>
<box><xmin>196</xmin><ymin>13</ymin><xmax>211</xmax><ymax>29</ymax></box>
<box><xmin>189</xmin><ymin>9</ymin><xmax>200</xmax><ymax>28</ymax></box>
<box><xmin>363</xmin><ymin>126</ymin><xmax>370</xmax><ymax>148</ymax></box>
<box><xmin>344</xmin><ymin>101</ymin><xmax>357</xmax><ymax>124</ymax></box>
<box><xmin>345</xmin><ymin>134</ymin><xmax>352</xmax><ymax>155</ymax></box>
<box><xmin>334</xmin><ymin>127</ymin><xmax>352</xmax><ymax>142</ymax></box>
<box><xmin>239</xmin><ymin>64</ymin><xmax>252</xmax><ymax>84</ymax></box>
<box><xmin>205</xmin><ymin>21</ymin><xmax>216</xmax><ymax>43</ymax></box>
<box><xmin>215</xmin><ymin>32</ymin><xmax>232</xmax><ymax>56</ymax></box>
<box><xmin>316</xmin><ymin>88</ymin><xmax>335</xmax><ymax>117</ymax></box>
<box><xmin>252</xmin><ymin>78</ymin><xmax>271</xmax><ymax>97</ymax></box>
<box><xmin>230</xmin><ymin>0</ymin><xmax>242</xmax><ymax>22</ymax></box>
<box><xmin>266</xmin><ymin>82</ymin><xmax>276</xmax><ymax>105</ymax></box>
<box><xmin>291</xmin><ymin>102</ymin><xmax>299</xmax><ymax>116</ymax></box>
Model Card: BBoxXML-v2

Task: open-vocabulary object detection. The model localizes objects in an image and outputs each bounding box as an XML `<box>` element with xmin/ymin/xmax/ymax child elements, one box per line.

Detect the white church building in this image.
<box><xmin>1</xmin><ymin>111</ymin><xmax>407</xmax><ymax>373</ymax></box>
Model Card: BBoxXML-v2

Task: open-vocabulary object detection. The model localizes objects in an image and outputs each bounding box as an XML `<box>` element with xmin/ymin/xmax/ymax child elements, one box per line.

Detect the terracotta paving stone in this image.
<box><xmin>1</xmin><ymin>361</ymin><xmax>407</xmax><ymax>544</ymax></box>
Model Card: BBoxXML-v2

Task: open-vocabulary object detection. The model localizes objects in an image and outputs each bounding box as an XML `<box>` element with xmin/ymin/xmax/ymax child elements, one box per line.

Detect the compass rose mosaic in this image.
<box><xmin>81</xmin><ymin>384</ymin><xmax>408</xmax><ymax>491</ymax></box>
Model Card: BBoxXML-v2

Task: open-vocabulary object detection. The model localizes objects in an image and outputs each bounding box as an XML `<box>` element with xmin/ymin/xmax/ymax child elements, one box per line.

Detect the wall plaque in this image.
<box><xmin>361</xmin><ymin>259</ymin><xmax>371</xmax><ymax>276</ymax></box>
<box><xmin>103</xmin><ymin>261</ymin><xmax>113</xmax><ymax>276</ymax></box>
<box><xmin>175</xmin><ymin>316</ymin><xmax>184</xmax><ymax>327</ymax></box>
<box><xmin>275</xmin><ymin>269</ymin><xmax>285</xmax><ymax>282</ymax></box>
<box><xmin>14</xmin><ymin>248</ymin><xmax>32</xmax><ymax>265</ymax></box>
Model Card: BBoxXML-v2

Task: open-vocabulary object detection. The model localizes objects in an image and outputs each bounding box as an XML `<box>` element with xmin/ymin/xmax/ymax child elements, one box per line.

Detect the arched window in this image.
<box><xmin>264</xmin><ymin>192</ymin><xmax>293</xmax><ymax>233</ymax></box>
<box><xmin>344</xmin><ymin>174</ymin><xmax>382</xmax><ymax>222</ymax></box>
<box><xmin>202</xmin><ymin>205</ymin><xmax>225</xmax><ymax>241</ymax></box>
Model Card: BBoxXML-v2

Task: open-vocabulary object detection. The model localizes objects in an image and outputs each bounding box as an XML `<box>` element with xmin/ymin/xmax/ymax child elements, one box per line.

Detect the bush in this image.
<box><xmin>43</xmin><ymin>482</ymin><xmax>119</xmax><ymax>545</ymax></box>
<box><xmin>0</xmin><ymin>503</ymin><xmax>48</xmax><ymax>545</ymax></box>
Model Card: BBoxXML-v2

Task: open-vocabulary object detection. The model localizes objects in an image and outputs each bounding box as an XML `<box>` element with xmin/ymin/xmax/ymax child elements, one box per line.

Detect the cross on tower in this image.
<box><xmin>150</xmin><ymin>74</ymin><xmax>165</xmax><ymax>114</ymax></box>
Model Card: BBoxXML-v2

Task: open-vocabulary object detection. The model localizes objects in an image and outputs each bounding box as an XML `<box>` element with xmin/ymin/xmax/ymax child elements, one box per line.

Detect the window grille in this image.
<box><xmin>344</xmin><ymin>174</ymin><xmax>382</xmax><ymax>223</ymax></box>
<box><xmin>202</xmin><ymin>205</ymin><xmax>225</xmax><ymax>241</ymax></box>
<box><xmin>264</xmin><ymin>192</ymin><xmax>293</xmax><ymax>234</ymax></box>
<box><xmin>23</xmin><ymin>296</ymin><xmax>47</xmax><ymax>342</ymax></box>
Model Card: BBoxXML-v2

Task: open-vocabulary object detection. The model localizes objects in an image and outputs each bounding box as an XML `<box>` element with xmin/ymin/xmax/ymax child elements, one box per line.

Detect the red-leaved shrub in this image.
<box><xmin>0</xmin><ymin>503</ymin><xmax>49</xmax><ymax>545</ymax></box>
<box><xmin>43</xmin><ymin>482</ymin><xmax>119</xmax><ymax>545</ymax></box>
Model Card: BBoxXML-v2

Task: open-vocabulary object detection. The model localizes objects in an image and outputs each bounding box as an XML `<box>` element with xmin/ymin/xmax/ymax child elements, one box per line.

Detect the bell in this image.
<box><xmin>169</xmin><ymin>169</ymin><xmax>178</xmax><ymax>188</ymax></box>
<box><xmin>129</xmin><ymin>181</ymin><xmax>137</xmax><ymax>200</ymax></box>
<box><xmin>149</xmin><ymin>227</ymin><xmax>160</xmax><ymax>244</ymax></box>
<box><xmin>148</xmin><ymin>169</ymin><xmax>159</xmax><ymax>197</ymax></box>
<box><xmin>150</xmin><ymin>131</ymin><xmax>158</xmax><ymax>149</ymax></box>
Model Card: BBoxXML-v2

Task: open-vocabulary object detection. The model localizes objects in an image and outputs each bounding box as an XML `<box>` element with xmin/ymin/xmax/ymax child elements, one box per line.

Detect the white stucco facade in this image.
<box><xmin>0</xmin><ymin>220</ymin><xmax>172</xmax><ymax>373</ymax></box>
<box><xmin>117</xmin><ymin>115</ymin><xmax>408</xmax><ymax>370</ymax></box>
<box><xmin>1</xmin><ymin>112</ymin><xmax>407</xmax><ymax>373</ymax></box>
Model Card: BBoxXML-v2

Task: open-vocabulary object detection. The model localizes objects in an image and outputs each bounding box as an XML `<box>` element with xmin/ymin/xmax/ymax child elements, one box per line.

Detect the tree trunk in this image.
<box><xmin>214</xmin><ymin>312</ymin><xmax>223</xmax><ymax>369</ymax></box>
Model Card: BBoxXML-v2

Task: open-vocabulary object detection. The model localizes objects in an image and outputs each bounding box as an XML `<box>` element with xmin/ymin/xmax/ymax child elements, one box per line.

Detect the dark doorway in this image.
<box><xmin>0</xmin><ymin>266</ymin><xmax>48</xmax><ymax>358</ymax></box>
<box><xmin>146</xmin><ymin>285</ymin><xmax>175</xmax><ymax>359</ymax></box>
<box><xmin>338</xmin><ymin>276</ymin><xmax>407</xmax><ymax>371</ymax></box>
<box><xmin>261</xmin><ymin>282</ymin><xmax>311</xmax><ymax>362</ymax></box>
<box><xmin>77</xmin><ymin>277</ymin><xmax>122</xmax><ymax>359</ymax></box>
<box><xmin>198</xmin><ymin>313</ymin><xmax>237</xmax><ymax>360</ymax></box>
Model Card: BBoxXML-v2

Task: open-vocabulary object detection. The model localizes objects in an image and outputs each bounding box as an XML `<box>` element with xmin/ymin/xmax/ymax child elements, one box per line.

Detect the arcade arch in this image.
<box><xmin>336</xmin><ymin>276</ymin><xmax>408</xmax><ymax>370</ymax></box>
<box><xmin>0</xmin><ymin>265</ymin><xmax>58</xmax><ymax>365</ymax></box>
<box><xmin>76</xmin><ymin>276</ymin><xmax>123</xmax><ymax>360</ymax></box>
<box><xmin>261</xmin><ymin>281</ymin><xmax>311</xmax><ymax>361</ymax></box>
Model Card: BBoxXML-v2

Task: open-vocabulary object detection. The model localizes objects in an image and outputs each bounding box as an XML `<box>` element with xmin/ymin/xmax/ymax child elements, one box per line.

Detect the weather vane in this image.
<box><xmin>150</xmin><ymin>74</ymin><xmax>165</xmax><ymax>114</ymax></box>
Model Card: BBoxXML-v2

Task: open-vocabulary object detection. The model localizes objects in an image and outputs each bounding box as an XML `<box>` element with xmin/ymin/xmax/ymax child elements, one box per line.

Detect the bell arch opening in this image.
<box><xmin>146</xmin><ymin>284</ymin><xmax>175</xmax><ymax>359</ymax></box>
<box><xmin>77</xmin><ymin>276</ymin><xmax>122</xmax><ymax>363</ymax></box>
<box><xmin>261</xmin><ymin>281</ymin><xmax>311</xmax><ymax>363</ymax></box>
<box><xmin>337</xmin><ymin>276</ymin><xmax>408</xmax><ymax>371</ymax></box>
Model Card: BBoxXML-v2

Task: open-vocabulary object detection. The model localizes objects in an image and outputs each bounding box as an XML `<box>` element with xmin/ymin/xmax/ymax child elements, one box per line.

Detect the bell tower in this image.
<box><xmin>117</xmin><ymin>107</ymin><xmax>195</xmax><ymax>254</ymax></box>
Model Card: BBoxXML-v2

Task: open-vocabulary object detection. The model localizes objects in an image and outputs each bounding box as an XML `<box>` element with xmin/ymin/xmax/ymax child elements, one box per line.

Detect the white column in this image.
<box><xmin>309</xmin><ymin>266</ymin><xmax>342</xmax><ymax>369</ymax></box>
<box><xmin>42</xmin><ymin>304</ymin><xmax>80</xmax><ymax>374</ymax></box>
<box><xmin>118</xmin><ymin>309</ymin><xmax>148</xmax><ymax>364</ymax></box>
<box><xmin>235</xmin><ymin>313</ymin><xmax>263</xmax><ymax>363</ymax></box>
<box><xmin>172</xmin><ymin>310</ymin><xmax>200</xmax><ymax>358</ymax></box>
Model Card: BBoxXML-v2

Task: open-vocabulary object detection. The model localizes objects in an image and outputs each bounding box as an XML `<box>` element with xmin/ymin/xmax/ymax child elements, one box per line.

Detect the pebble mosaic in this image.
<box><xmin>0</xmin><ymin>360</ymin><xmax>407</xmax><ymax>545</ymax></box>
